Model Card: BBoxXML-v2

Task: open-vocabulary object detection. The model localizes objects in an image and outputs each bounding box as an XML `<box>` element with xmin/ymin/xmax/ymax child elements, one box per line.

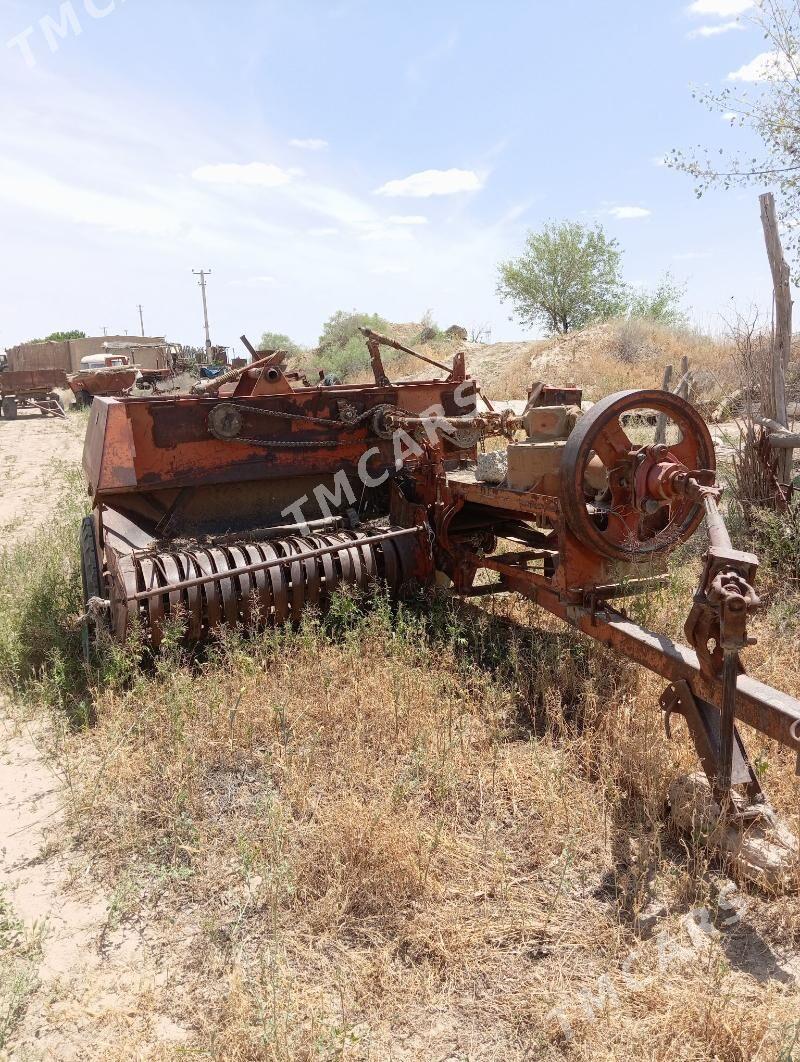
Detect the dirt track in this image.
<box><xmin>0</xmin><ymin>412</ymin><xmax>187</xmax><ymax>1057</ymax></box>
<box><xmin>0</xmin><ymin>412</ymin><xmax>83</xmax><ymax>544</ymax></box>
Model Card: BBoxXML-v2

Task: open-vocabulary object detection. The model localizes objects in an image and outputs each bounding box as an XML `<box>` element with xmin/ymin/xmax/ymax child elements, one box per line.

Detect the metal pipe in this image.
<box><xmin>359</xmin><ymin>327</ymin><xmax>453</xmax><ymax>374</ymax></box>
<box><xmin>703</xmin><ymin>495</ymin><xmax>732</xmax><ymax>550</ymax></box>
<box><xmin>240</xmin><ymin>334</ymin><xmax>259</xmax><ymax>359</ymax></box>
<box><xmin>130</xmin><ymin>526</ymin><xmax>423</xmax><ymax>603</ymax></box>
<box><xmin>201</xmin><ymin>515</ymin><xmax>345</xmax><ymax>547</ymax></box>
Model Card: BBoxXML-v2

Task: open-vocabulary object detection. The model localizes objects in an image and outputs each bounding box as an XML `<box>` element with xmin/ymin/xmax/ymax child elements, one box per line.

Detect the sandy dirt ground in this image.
<box><xmin>0</xmin><ymin>412</ymin><xmax>188</xmax><ymax>1058</ymax></box>
<box><xmin>0</xmin><ymin>411</ymin><xmax>83</xmax><ymax>542</ymax></box>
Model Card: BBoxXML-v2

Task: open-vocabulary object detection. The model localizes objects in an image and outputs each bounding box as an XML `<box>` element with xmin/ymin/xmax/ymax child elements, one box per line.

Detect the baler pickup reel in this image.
<box><xmin>79</xmin><ymin>339</ymin><xmax>800</xmax><ymax>875</ymax></box>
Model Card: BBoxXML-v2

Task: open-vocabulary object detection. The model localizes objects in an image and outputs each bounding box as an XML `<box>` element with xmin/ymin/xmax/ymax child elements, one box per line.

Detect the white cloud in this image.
<box><xmin>687</xmin><ymin>0</ymin><xmax>753</xmax><ymax>15</ymax></box>
<box><xmin>688</xmin><ymin>20</ymin><xmax>744</xmax><ymax>37</ymax></box>
<box><xmin>651</xmin><ymin>154</ymin><xmax>668</xmax><ymax>167</ymax></box>
<box><xmin>727</xmin><ymin>50</ymin><xmax>794</xmax><ymax>81</ymax></box>
<box><xmin>192</xmin><ymin>162</ymin><xmax>296</xmax><ymax>188</ymax></box>
<box><xmin>722</xmin><ymin>110</ymin><xmax>739</xmax><ymax>120</ymax></box>
<box><xmin>388</xmin><ymin>214</ymin><xmax>428</xmax><ymax>225</ymax></box>
<box><xmin>607</xmin><ymin>205</ymin><xmax>651</xmax><ymax>220</ymax></box>
<box><xmin>289</xmin><ymin>138</ymin><xmax>329</xmax><ymax>151</ymax></box>
<box><xmin>308</xmin><ymin>226</ymin><xmax>339</xmax><ymax>237</ymax></box>
<box><xmin>375</xmin><ymin>168</ymin><xmax>483</xmax><ymax>198</ymax></box>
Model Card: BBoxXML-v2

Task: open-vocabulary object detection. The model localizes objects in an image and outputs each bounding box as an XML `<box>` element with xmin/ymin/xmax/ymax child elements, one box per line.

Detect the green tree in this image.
<box><xmin>258</xmin><ymin>331</ymin><xmax>302</xmax><ymax>356</ymax></box>
<box><xmin>670</xmin><ymin>0</ymin><xmax>800</xmax><ymax>263</ymax></box>
<box><xmin>627</xmin><ymin>272</ymin><xmax>687</xmax><ymax>327</ymax></box>
<box><xmin>39</xmin><ymin>330</ymin><xmax>86</xmax><ymax>342</ymax></box>
<box><xmin>497</xmin><ymin>222</ymin><xmax>626</xmax><ymax>335</ymax></box>
<box><xmin>318</xmin><ymin>310</ymin><xmax>389</xmax><ymax>352</ymax></box>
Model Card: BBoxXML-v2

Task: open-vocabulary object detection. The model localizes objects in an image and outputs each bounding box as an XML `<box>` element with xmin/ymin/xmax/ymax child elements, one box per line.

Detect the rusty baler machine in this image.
<box><xmin>80</xmin><ymin>331</ymin><xmax>800</xmax><ymax>845</ymax></box>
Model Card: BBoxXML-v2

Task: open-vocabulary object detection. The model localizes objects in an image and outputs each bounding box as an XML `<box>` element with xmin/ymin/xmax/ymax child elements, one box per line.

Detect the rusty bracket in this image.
<box><xmin>685</xmin><ymin>544</ymin><xmax>760</xmax><ymax>679</ymax></box>
<box><xmin>366</xmin><ymin>337</ymin><xmax>391</xmax><ymax>388</ymax></box>
<box><xmin>660</xmin><ymin>679</ymin><xmax>764</xmax><ymax>807</ymax></box>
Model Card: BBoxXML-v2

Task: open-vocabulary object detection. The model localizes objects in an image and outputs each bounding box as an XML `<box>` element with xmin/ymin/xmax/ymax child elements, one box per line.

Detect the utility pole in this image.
<box><xmin>192</xmin><ymin>269</ymin><xmax>212</xmax><ymax>363</ymax></box>
<box><xmin>102</xmin><ymin>325</ymin><xmax>108</xmax><ymax>336</ymax></box>
<box><xmin>137</xmin><ymin>304</ymin><xmax>145</xmax><ymax>338</ymax></box>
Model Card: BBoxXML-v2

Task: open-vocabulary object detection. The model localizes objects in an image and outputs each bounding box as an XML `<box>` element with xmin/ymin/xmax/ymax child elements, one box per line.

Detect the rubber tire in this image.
<box><xmin>1</xmin><ymin>397</ymin><xmax>17</xmax><ymax>420</ymax></box>
<box><xmin>80</xmin><ymin>515</ymin><xmax>104</xmax><ymax>663</ymax></box>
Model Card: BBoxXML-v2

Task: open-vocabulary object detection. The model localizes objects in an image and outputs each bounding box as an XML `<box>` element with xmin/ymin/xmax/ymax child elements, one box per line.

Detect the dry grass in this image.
<box><xmin>515</xmin><ymin>320</ymin><xmax>738</xmax><ymax>405</ymax></box>
<box><xmin>10</xmin><ymin>565</ymin><xmax>797</xmax><ymax>1059</ymax></box>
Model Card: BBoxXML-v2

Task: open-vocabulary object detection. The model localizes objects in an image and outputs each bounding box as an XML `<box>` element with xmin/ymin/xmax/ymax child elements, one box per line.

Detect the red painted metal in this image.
<box><xmin>80</xmin><ymin>352</ymin><xmax>800</xmax><ymax>813</ymax></box>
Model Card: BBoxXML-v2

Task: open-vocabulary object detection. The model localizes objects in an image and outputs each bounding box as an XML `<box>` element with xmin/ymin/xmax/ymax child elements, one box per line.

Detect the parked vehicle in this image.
<box><xmin>67</xmin><ymin>354</ymin><xmax>139</xmax><ymax>408</ymax></box>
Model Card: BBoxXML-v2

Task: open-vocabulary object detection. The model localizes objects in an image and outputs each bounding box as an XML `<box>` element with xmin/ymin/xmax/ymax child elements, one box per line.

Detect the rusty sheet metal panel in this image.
<box><xmin>84</xmin><ymin>380</ymin><xmax>475</xmax><ymax>498</ymax></box>
<box><xmin>83</xmin><ymin>399</ymin><xmax>138</xmax><ymax>498</ymax></box>
<box><xmin>68</xmin><ymin>368</ymin><xmax>138</xmax><ymax>398</ymax></box>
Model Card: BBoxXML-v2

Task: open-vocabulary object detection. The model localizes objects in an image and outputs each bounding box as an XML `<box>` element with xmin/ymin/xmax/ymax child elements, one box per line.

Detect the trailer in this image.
<box><xmin>0</xmin><ymin>362</ymin><xmax>67</xmax><ymax>419</ymax></box>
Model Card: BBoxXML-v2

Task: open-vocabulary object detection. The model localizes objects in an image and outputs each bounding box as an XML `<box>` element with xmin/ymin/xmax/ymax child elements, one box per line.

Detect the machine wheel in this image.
<box><xmin>73</xmin><ymin>390</ymin><xmax>90</xmax><ymax>409</ymax></box>
<box><xmin>560</xmin><ymin>389</ymin><xmax>715</xmax><ymax>563</ymax></box>
<box><xmin>80</xmin><ymin>515</ymin><xmax>105</xmax><ymax>663</ymax></box>
<box><xmin>1</xmin><ymin>397</ymin><xmax>17</xmax><ymax>420</ymax></box>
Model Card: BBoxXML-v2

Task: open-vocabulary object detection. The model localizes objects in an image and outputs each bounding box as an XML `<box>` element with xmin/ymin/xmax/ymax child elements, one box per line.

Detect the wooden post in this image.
<box><xmin>655</xmin><ymin>363</ymin><xmax>673</xmax><ymax>445</ymax></box>
<box><xmin>677</xmin><ymin>354</ymin><xmax>690</xmax><ymax>400</ymax></box>
<box><xmin>759</xmin><ymin>192</ymin><xmax>793</xmax><ymax>488</ymax></box>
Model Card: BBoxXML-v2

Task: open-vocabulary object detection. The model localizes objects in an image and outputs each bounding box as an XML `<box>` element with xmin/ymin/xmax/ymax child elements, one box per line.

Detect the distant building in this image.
<box><xmin>5</xmin><ymin>336</ymin><xmax>173</xmax><ymax>374</ymax></box>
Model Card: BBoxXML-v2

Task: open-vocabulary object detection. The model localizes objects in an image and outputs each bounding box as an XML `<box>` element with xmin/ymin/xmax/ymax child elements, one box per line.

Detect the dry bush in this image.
<box><xmin>530</xmin><ymin>319</ymin><xmax>738</xmax><ymax>404</ymax></box>
<box><xmin>723</xmin><ymin>313</ymin><xmax>792</xmax><ymax>523</ymax></box>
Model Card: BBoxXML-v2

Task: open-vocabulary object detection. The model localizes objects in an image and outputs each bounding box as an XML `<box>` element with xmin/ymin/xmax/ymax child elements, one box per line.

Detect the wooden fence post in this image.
<box><xmin>678</xmin><ymin>354</ymin><xmax>690</xmax><ymax>400</ymax></box>
<box><xmin>655</xmin><ymin>363</ymin><xmax>673</xmax><ymax>445</ymax></box>
<box><xmin>759</xmin><ymin>191</ymin><xmax>794</xmax><ymax>489</ymax></box>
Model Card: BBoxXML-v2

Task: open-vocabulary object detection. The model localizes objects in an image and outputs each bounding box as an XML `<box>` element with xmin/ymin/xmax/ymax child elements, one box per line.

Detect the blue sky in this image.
<box><xmin>0</xmin><ymin>0</ymin><xmax>779</xmax><ymax>355</ymax></box>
